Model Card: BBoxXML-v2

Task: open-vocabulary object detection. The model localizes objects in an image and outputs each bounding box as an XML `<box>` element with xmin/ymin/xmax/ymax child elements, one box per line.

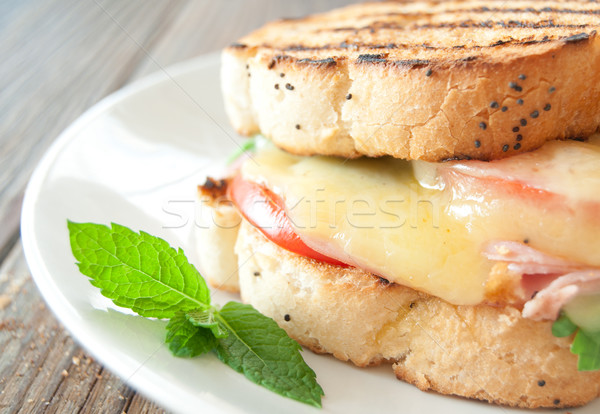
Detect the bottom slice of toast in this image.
<box><xmin>233</xmin><ymin>220</ymin><xmax>600</xmax><ymax>409</ymax></box>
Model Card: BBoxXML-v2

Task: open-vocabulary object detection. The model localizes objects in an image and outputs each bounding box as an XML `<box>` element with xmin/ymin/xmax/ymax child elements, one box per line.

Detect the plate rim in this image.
<box><xmin>20</xmin><ymin>52</ymin><xmax>225</xmax><ymax>414</ymax></box>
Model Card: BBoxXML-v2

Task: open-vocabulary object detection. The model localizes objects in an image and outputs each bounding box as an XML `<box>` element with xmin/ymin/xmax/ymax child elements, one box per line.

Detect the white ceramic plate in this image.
<box><xmin>21</xmin><ymin>53</ymin><xmax>598</xmax><ymax>414</ymax></box>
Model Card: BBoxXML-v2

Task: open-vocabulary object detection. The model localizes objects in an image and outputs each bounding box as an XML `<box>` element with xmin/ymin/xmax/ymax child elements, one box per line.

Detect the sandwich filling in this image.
<box><xmin>230</xmin><ymin>137</ymin><xmax>600</xmax><ymax>329</ymax></box>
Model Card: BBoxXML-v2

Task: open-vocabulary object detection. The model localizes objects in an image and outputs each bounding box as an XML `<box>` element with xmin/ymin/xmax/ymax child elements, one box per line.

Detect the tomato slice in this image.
<box><xmin>228</xmin><ymin>174</ymin><xmax>347</xmax><ymax>267</ymax></box>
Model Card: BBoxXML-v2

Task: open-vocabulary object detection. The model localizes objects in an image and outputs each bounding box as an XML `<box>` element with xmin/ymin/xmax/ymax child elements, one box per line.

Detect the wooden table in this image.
<box><xmin>0</xmin><ymin>1</ymin><xmax>362</xmax><ymax>412</ymax></box>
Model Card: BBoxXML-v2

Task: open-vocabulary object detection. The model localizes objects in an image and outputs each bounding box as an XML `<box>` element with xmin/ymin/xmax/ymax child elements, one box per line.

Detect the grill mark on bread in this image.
<box><xmin>296</xmin><ymin>57</ymin><xmax>338</xmax><ymax>67</ymax></box>
<box><xmin>326</xmin><ymin>21</ymin><xmax>593</xmax><ymax>33</ymax></box>
<box><xmin>391</xmin><ymin>21</ymin><xmax>590</xmax><ymax>30</ymax></box>
<box><xmin>264</xmin><ymin>30</ymin><xmax>594</xmax><ymax>70</ymax></box>
<box><xmin>271</xmin><ymin>52</ymin><xmax>441</xmax><ymax>69</ymax></box>
<box><xmin>246</xmin><ymin>1</ymin><xmax>600</xmax><ymax>61</ymax></box>
<box><xmin>564</xmin><ymin>32</ymin><xmax>593</xmax><ymax>42</ymax></box>
<box><xmin>272</xmin><ymin>31</ymin><xmax>596</xmax><ymax>54</ymax></box>
<box><xmin>395</xmin><ymin>59</ymin><xmax>431</xmax><ymax>68</ymax></box>
<box><xmin>357</xmin><ymin>53</ymin><xmax>388</xmax><ymax>63</ymax></box>
<box><xmin>229</xmin><ymin>42</ymin><xmax>247</xmax><ymax>49</ymax></box>
<box><xmin>363</xmin><ymin>6</ymin><xmax>600</xmax><ymax>19</ymax></box>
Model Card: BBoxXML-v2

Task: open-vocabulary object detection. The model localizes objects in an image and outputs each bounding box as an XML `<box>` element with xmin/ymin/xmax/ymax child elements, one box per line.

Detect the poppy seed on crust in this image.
<box><xmin>509</xmin><ymin>82</ymin><xmax>523</xmax><ymax>92</ymax></box>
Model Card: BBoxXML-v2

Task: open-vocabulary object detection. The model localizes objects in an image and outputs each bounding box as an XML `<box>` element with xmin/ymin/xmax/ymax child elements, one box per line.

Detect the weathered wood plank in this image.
<box><xmin>0</xmin><ymin>0</ymin><xmax>189</xmax><ymax>257</ymax></box>
<box><xmin>126</xmin><ymin>393</ymin><xmax>168</xmax><ymax>414</ymax></box>
<box><xmin>0</xmin><ymin>242</ymin><xmax>165</xmax><ymax>413</ymax></box>
<box><xmin>1</xmin><ymin>1</ymin><xmax>192</xmax><ymax>412</ymax></box>
<box><xmin>0</xmin><ymin>242</ymin><xmax>71</xmax><ymax>412</ymax></box>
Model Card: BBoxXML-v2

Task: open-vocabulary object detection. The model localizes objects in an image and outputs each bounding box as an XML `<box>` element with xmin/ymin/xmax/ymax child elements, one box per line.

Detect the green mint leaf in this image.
<box><xmin>552</xmin><ymin>312</ymin><xmax>578</xmax><ymax>337</ymax></box>
<box><xmin>67</xmin><ymin>221</ymin><xmax>210</xmax><ymax>318</ymax></box>
<box><xmin>187</xmin><ymin>308</ymin><xmax>228</xmax><ymax>338</ymax></box>
<box><xmin>227</xmin><ymin>136</ymin><xmax>257</xmax><ymax>165</ymax></box>
<box><xmin>166</xmin><ymin>311</ymin><xmax>217</xmax><ymax>357</ymax></box>
<box><xmin>68</xmin><ymin>221</ymin><xmax>326</xmax><ymax>405</ymax></box>
<box><xmin>572</xmin><ymin>329</ymin><xmax>600</xmax><ymax>371</ymax></box>
<box><xmin>215</xmin><ymin>302</ymin><xmax>324</xmax><ymax>407</ymax></box>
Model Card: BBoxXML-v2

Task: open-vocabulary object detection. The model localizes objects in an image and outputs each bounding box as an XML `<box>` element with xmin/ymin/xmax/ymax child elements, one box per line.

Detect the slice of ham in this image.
<box><xmin>446</xmin><ymin>139</ymin><xmax>600</xmax><ymax>205</ymax></box>
<box><xmin>483</xmin><ymin>241</ymin><xmax>600</xmax><ymax>321</ymax></box>
<box><xmin>522</xmin><ymin>271</ymin><xmax>600</xmax><ymax>321</ymax></box>
<box><xmin>484</xmin><ymin>241</ymin><xmax>586</xmax><ymax>275</ymax></box>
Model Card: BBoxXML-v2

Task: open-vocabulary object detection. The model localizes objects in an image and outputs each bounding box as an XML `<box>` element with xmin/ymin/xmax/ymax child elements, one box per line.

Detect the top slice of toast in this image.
<box><xmin>222</xmin><ymin>0</ymin><xmax>600</xmax><ymax>161</ymax></box>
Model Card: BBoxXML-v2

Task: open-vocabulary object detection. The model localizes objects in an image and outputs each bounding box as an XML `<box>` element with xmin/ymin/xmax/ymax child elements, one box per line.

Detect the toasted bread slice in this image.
<box><xmin>234</xmin><ymin>219</ymin><xmax>600</xmax><ymax>408</ymax></box>
<box><xmin>222</xmin><ymin>0</ymin><xmax>600</xmax><ymax>161</ymax></box>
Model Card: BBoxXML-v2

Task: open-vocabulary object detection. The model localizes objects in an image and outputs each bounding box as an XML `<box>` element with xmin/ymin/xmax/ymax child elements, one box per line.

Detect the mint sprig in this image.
<box><xmin>216</xmin><ymin>302</ymin><xmax>324</xmax><ymax>407</ymax></box>
<box><xmin>187</xmin><ymin>308</ymin><xmax>228</xmax><ymax>338</ymax></box>
<box><xmin>166</xmin><ymin>312</ymin><xmax>217</xmax><ymax>357</ymax></box>
<box><xmin>552</xmin><ymin>312</ymin><xmax>600</xmax><ymax>371</ymax></box>
<box><xmin>67</xmin><ymin>221</ymin><xmax>323</xmax><ymax>407</ymax></box>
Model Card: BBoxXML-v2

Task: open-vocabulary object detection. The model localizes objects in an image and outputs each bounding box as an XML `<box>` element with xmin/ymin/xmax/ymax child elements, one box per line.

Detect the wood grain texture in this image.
<box><xmin>0</xmin><ymin>242</ymin><xmax>165</xmax><ymax>413</ymax></box>
<box><xmin>0</xmin><ymin>0</ymin><xmax>188</xmax><ymax>260</ymax></box>
<box><xmin>0</xmin><ymin>1</ymin><xmax>363</xmax><ymax>412</ymax></box>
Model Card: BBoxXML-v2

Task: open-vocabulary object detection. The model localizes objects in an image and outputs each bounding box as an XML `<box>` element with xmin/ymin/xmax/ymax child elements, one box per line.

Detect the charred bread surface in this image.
<box><xmin>222</xmin><ymin>0</ymin><xmax>600</xmax><ymax>161</ymax></box>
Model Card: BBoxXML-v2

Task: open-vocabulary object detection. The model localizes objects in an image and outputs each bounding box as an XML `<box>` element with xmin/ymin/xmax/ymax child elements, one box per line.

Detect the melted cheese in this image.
<box><xmin>242</xmin><ymin>140</ymin><xmax>600</xmax><ymax>306</ymax></box>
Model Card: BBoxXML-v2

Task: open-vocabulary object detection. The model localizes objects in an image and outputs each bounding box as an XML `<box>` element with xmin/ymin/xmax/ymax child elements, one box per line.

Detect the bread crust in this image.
<box><xmin>222</xmin><ymin>1</ymin><xmax>600</xmax><ymax>161</ymax></box>
<box><xmin>196</xmin><ymin>180</ymin><xmax>241</xmax><ymax>292</ymax></box>
<box><xmin>234</xmin><ymin>220</ymin><xmax>600</xmax><ymax>408</ymax></box>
